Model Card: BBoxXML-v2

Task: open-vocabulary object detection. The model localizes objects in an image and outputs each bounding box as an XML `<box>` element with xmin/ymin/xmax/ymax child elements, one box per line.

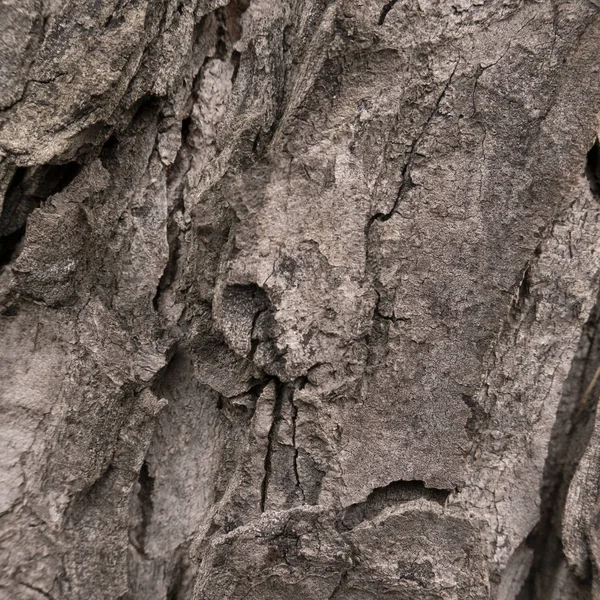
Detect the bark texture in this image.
<box><xmin>1</xmin><ymin>1</ymin><xmax>600</xmax><ymax>598</ymax></box>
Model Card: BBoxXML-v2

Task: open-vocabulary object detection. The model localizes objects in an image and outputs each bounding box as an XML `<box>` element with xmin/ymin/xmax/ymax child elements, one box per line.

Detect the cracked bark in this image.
<box><xmin>2</xmin><ymin>1</ymin><xmax>600</xmax><ymax>599</ymax></box>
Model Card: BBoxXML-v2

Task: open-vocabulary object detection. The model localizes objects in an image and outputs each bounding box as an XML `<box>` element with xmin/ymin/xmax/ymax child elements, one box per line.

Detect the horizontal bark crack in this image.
<box><xmin>337</xmin><ymin>479</ymin><xmax>452</xmax><ymax>531</ymax></box>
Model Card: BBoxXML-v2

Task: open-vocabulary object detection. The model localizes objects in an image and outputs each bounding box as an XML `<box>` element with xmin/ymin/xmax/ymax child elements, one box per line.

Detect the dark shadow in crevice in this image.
<box><xmin>231</xmin><ymin>50</ymin><xmax>242</xmax><ymax>84</ymax></box>
<box><xmin>260</xmin><ymin>378</ymin><xmax>287</xmax><ymax>511</ymax></box>
<box><xmin>518</xmin><ymin>293</ymin><xmax>600</xmax><ymax>599</ymax></box>
<box><xmin>99</xmin><ymin>135</ymin><xmax>120</xmax><ymax>168</ymax></box>
<box><xmin>336</xmin><ymin>479</ymin><xmax>451</xmax><ymax>532</ymax></box>
<box><xmin>152</xmin><ymin>230</ymin><xmax>181</xmax><ymax>311</ymax></box>
<box><xmin>166</xmin><ymin>552</ymin><xmax>186</xmax><ymax>600</ymax></box>
<box><xmin>378</xmin><ymin>0</ymin><xmax>398</xmax><ymax>25</ymax></box>
<box><xmin>0</xmin><ymin>224</ymin><xmax>26</xmax><ymax>267</ymax></box>
<box><xmin>131</xmin><ymin>461</ymin><xmax>155</xmax><ymax>556</ymax></box>
<box><xmin>0</xmin><ymin>162</ymin><xmax>81</xmax><ymax>267</ymax></box>
<box><xmin>586</xmin><ymin>138</ymin><xmax>600</xmax><ymax>197</ymax></box>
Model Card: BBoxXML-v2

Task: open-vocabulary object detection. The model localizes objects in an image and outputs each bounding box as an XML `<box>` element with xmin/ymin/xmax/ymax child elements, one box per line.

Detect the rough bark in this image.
<box><xmin>1</xmin><ymin>1</ymin><xmax>600</xmax><ymax>599</ymax></box>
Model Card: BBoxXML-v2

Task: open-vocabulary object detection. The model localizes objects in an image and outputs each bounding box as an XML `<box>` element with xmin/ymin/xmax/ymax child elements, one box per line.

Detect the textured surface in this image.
<box><xmin>1</xmin><ymin>1</ymin><xmax>600</xmax><ymax>599</ymax></box>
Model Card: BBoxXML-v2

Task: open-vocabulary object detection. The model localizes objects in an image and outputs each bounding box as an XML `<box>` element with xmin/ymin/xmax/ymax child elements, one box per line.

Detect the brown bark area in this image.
<box><xmin>1</xmin><ymin>1</ymin><xmax>600</xmax><ymax>599</ymax></box>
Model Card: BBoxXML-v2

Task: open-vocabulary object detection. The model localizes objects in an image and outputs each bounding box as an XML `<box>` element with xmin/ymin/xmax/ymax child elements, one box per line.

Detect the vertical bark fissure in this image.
<box><xmin>166</xmin><ymin>547</ymin><xmax>188</xmax><ymax>600</ymax></box>
<box><xmin>585</xmin><ymin>138</ymin><xmax>600</xmax><ymax>197</ymax></box>
<box><xmin>133</xmin><ymin>460</ymin><xmax>155</xmax><ymax>557</ymax></box>
<box><xmin>260</xmin><ymin>379</ymin><xmax>285</xmax><ymax>512</ymax></box>
<box><xmin>520</xmin><ymin>290</ymin><xmax>600</xmax><ymax>598</ymax></box>
<box><xmin>153</xmin><ymin>0</ymin><xmax>252</xmax><ymax>312</ymax></box>
<box><xmin>378</xmin><ymin>0</ymin><xmax>398</xmax><ymax>26</ymax></box>
<box><xmin>289</xmin><ymin>385</ymin><xmax>305</xmax><ymax>502</ymax></box>
<box><xmin>364</xmin><ymin>60</ymin><xmax>458</xmax><ymax>237</ymax></box>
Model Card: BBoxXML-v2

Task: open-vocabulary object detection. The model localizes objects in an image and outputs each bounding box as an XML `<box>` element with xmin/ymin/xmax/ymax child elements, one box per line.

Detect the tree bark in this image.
<box><xmin>1</xmin><ymin>1</ymin><xmax>600</xmax><ymax>598</ymax></box>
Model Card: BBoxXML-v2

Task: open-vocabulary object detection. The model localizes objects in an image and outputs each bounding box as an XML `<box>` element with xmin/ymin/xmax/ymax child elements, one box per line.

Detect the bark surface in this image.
<box><xmin>1</xmin><ymin>1</ymin><xmax>600</xmax><ymax>599</ymax></box>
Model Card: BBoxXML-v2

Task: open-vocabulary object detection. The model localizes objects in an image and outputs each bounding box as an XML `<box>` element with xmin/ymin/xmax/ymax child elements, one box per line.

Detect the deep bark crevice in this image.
<box><xmin>289</xmin><ymin>386</ymin><xmax>305</xmax><ymax>502</ymax></box>
<box><xmin>99</xmin><ymin>135</ymin><xmax>120</xmax><ymax>168</ymax></box>
<box><xmin>154</xmin><ymin>0</ymin><xmax>252</xmax><ymax>314</ymax></box>
<box><xmin>0</xmin><ymin>162</ymin><xmax>81</xmax><ymax>267</ymax></box>
<box><xmin>166</xmin><ymin>545</ymin><xmax>189</xmax><ymax>600</ymax></box>
<box><xmin>152</xmin><ymin>226</ymin><xmax>181</xmax><ymax>311</ymax></box>
<box><xmin>378</xmin><ymin>0</ymin><xmax>398</xmax><ymax>25</ymax></box>
<box><xmin>131</xmin><ymin>461</ymin><xmax>155</xmax><ymax>556</ymax></box>
<box><xmin>586</xmin><ymin>138</ymin><xmax>600</xmax><ymax>197</ymax></box>
<box><xmin>260</xmin><ymin>379</ymin><xmax>287</xmax><ymax>511</ymax></box>
<box><xmin>520</xmin><ymin>293</ymin><xmax>600</xmax><ymax>599</ymax></box>
<box><xmin>257</xmin><ymin>375</ymin><xmax>310</xmax><ymax>512</ymax></box>
<box><xmin>0</xmin><ymin>224</ymin><xmax>27</xmax><ymax>267</ymax></box>
<box><xmin>337</xmin><ymin>480</ymin><xmax>451</xmax><ymax>532</ymax></box>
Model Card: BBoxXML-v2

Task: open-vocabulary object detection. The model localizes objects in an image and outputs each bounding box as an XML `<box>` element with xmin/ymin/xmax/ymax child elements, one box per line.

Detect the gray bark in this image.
<box><xmin>1</xmin><ymin>1</ymin><xmax>600</xmax><ymax>598</ymax></box>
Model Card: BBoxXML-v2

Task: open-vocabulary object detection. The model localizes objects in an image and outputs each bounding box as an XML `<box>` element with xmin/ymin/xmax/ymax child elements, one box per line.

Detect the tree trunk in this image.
<box><xmin>1</xmin><ymin>1</ymin><xmax>600</xmax><ymax>598</ymax></box>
